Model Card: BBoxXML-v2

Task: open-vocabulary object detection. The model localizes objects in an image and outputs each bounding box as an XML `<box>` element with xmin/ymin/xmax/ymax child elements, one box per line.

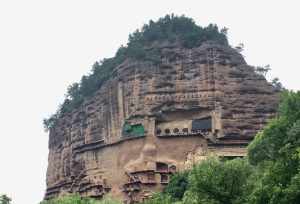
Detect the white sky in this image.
<box><xmin>0</xmin><ymin>1</ymin><xmax>299</xmax><ymax>204</ymax></box>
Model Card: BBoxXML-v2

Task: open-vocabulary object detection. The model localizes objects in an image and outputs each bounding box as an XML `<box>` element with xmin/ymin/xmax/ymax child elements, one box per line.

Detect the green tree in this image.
<box><xmin>0</xmin><ymin>194</ymin><xmax>11</xmax><ymax>204</ymax></box>
<box><xmin>163</xmin><ymin>171</ymin><xmax>189</xmax><ymax>201</ymax></box>
<box><xmin>142</xmin><ymin>193</ymin><xmax>174</xmax><ymax>204</ymax></box>
<box><xmin>40</xmin><ymin>195</ymin><xmax>121</xmax><ymax>204</ymax></box>
<box><xmin>271</xmin><ymin>77</ymin><xmax>285</xmax><ymax>91</ymax></box>
<box><xmin>248</xmin><ymin>91</ymin><xmax>300</xmax><ymax>204</ymax></box>
<box><xmin>254</xmin><ymin>65</ymin><xmax>271</xmax><ymax>78</ymax></box>
<box><xmin>186</xmin><ymin>157</ymin><xmax>254</xmax><ymax>204</ymax></box>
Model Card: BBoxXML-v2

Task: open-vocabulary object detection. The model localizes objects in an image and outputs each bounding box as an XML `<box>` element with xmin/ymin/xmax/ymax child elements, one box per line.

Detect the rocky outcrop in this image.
<box><xmin>45</xmin><ymin>42</ymin><xmax>279</xmax><ymax>203</ymax></box>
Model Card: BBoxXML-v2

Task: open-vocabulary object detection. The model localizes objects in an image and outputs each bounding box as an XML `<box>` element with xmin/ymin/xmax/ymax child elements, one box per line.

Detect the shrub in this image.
<box><xmin>142</xmin><ymin>193</ymin><xmax>178</xmax><ymax>204</ymax></box>
<box><xmin>163</xmin><ymin>171</ymin><xmax>189</xmax><ymax>201</ymax></box>
<box><xmin>247</xmin><ymin>91</ymin><xmax>300</xmax><ymax>204</ymax></box>
<box><xmin>142</xmin><ymin>157</ymin><xmax>254</xmax><ymax>204</ymax></box>
<box><xmin>40</xmin><ymin>195</ymin><xmax>121</xmax><ymax>204</ymax></box>
<box><xmin>186</xmin><ymin>157</ymin><xmax>254</xmax><ymax>204</ymax></box>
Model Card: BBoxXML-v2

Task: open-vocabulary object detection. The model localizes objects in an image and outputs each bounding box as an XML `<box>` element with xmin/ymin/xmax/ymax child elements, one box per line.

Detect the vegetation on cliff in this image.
<box><xmin>43</xmin><ymin>14</ymin><xmax>228</xmax><ymax>131</ymax></box>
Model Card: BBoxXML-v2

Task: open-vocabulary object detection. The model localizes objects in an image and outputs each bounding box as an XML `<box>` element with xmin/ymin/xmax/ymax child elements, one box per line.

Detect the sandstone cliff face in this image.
<box><xmin>45</xmin><ymin>42</ymin><xmax>279</xmax><ymax>203</ymax></box>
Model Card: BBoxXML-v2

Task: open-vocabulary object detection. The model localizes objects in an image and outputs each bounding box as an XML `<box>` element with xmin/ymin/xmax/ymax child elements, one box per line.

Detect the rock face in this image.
<box><xmin>45</xmin><ymin>42</ymin><xmax>279</xmax><ymax>203</ymax></box>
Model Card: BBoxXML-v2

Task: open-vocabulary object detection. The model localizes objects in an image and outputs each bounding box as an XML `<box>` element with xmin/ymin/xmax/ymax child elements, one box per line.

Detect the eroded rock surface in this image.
<box><xmin>45</xmin><ymin>43</ymin><xmax>279</xmax><ymax>203</ymax></box>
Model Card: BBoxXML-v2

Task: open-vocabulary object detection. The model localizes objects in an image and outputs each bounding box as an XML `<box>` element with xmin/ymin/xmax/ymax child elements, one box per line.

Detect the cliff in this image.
<box><xmin>44</xmin><ymin>14</ymin><xmax>279</xmax><ymax>204</ymax></box>
<box><xmin>45</xmin><ymin>40</ymin><xmax>279</xmax><ymax>202</ymax></box>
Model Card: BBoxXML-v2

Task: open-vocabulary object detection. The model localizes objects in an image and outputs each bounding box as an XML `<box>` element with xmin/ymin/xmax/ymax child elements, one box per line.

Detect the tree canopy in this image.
<box><xmin>247</xmin><ymin>91</ymin><xmax>300</xmax><ymax>204</ymax></box>
<box><xmin>0</xmin><ymin>195</ymin><xmax>11</xmax><ymax>204</ymax></box>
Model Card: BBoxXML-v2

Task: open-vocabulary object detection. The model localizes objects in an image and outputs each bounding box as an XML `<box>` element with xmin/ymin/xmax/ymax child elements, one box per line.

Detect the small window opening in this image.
<box><xmin>161</xmin><ymin>174</ymin><xmax>168</xmax><ymax>183</ymax></box>
<box><xmin>156</xmin><ymin>162</ymin><xmax>168</xmax><ymax>172</ymax></box>
<box><xmin>173</xmin><ymin>128</ymin><xmax>179</xmax><ymax>133</ymax></box>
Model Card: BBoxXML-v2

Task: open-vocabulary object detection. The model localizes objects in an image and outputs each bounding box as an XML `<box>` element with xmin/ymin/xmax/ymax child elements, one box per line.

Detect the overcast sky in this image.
<box><xmin>0</xmin><ymin>1</ymin><xmax>299</xmax><ymax>204</ymax></box>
